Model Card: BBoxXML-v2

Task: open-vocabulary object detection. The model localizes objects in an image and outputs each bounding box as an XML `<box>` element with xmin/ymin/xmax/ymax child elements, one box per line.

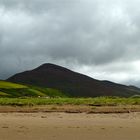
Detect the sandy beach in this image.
<box><xmin>0</xmin><ymin>112</ymin><xmax>140</xmax><ymax>140</ymax></box>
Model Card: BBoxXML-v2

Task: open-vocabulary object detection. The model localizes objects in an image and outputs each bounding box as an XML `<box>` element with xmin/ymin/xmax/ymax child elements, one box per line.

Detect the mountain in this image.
<box><xmin>7</xmin><ymin>63</ymin><xmax>140</xmax><ymax>97</ymax></box>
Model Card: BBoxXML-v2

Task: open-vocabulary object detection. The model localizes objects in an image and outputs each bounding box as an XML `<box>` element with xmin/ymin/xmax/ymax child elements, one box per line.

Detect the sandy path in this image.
<box><xmin>0</xmin><ymin>112</ymin><xmax>140</xmax><ymax>140</ymax></box>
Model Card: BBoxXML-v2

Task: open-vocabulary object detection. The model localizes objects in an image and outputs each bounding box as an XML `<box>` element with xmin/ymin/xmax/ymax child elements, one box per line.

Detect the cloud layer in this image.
<box><xmin>0</xmin><ymin>0</ymin><xmax>140</xmax><ymax>86</ymax></box>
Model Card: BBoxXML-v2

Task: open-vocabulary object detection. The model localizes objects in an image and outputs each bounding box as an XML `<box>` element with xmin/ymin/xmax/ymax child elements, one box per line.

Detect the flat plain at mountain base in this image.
<box><xmin>0</xmin><ymin>112</ymin><xmax>140</xmax><ymax>140</ymax></box>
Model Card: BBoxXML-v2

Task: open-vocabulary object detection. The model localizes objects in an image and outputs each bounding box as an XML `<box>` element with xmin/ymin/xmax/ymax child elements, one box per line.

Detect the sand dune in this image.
<box><xmin>0</xmin><ymin>112</ymin><xmax>140</xmax><ymax>140</ymax></box>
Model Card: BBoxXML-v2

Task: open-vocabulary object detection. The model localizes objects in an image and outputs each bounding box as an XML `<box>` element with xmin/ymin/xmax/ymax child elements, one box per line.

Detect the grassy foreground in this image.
<box><xmin>0</xmin><ymin>97</ymin><xmax>140</xmax><ymax>106</ymax></box>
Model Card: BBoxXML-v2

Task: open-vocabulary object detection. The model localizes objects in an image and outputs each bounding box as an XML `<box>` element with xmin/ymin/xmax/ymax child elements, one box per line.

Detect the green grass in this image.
<box><xmin>0</xmin><ymin>80</ymin><xmax>68</xmax><ymax>98</ymax></box>
<box><xmin>29</xmin><ymin>86</ymin><xmax>69</xmax><ymax>98</ymax></box>
<box><xmin>0</xmin><ymin>91</ymin><xmax>9</xmax><ymax>96</ymax></box>
<box><xmin>0</xmin><ymin>81</ymin><xmax>27</xmax><ymax>89</ymax></box>
<box><xmin>0</xmin><ymin>97</ymin><xmax>140</xmax><ymax>106</ymax></box>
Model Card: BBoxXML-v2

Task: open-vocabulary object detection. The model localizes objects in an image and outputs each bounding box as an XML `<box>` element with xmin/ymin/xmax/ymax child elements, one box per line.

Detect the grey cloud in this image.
<box><xmin>0</xmin><ymin>0</ymin><xmax>140</xmax><ymax>86</ymax></box>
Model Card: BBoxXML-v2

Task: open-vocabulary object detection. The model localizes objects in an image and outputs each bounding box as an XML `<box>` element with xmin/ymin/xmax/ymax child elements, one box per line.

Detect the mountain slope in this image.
<box><xmin>0</xmin><ymin>80</ymin><xmax>66</xmax><ymax>98</ymax></box>
<box><xmin>7</xmin><ymin>63</ymin><xmax>140</xmax><ymax>97</ymax></box>
<box><xmin>0</xmin><ymin>80</ymin><xmax>45</xmax><ymax>97</ymax></box>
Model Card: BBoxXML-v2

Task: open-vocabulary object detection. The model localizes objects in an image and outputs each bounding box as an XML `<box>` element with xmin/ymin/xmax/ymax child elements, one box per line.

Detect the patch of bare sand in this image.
<box><xmin>0</xmin><ymin>112</ymin><xmax>140</xmax><ymax>140</ymax></box>
<box><xmin>0</xmin><ymin>105</ymin><xmax>140</xmax><ymax>113</ymax></box>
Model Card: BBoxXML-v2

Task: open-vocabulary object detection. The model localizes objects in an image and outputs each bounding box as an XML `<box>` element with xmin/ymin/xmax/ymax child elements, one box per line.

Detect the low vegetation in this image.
<box><xmin>0</xmin><ymin>97</ymin><xmax>140</xmax><ymax>106</ymax></box>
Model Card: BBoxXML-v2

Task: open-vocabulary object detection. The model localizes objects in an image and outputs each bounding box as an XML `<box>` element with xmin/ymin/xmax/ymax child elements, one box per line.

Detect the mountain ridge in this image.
<box><xmin>7</xmin><ymin>63</ymin><xmax>140</xmax><ymax>97</ymax></box>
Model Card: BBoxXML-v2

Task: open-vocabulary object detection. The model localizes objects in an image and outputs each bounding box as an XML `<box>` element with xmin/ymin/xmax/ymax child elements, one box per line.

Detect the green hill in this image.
<box><xmin>0</xmin><ymin>80</ymin><xmax>67</xmax><ymax>98</ymax></box>
<box><xmin>0</xmin><ymin>80</ymin><xmax>27</xmax><ymax>89</ymax></box>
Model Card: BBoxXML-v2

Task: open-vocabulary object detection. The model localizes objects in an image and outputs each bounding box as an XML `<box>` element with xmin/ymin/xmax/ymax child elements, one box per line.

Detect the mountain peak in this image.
<box><xmin>39</xmin><ymin>63</ymin><xmax>57</xmax><ymax>67</ymax></box>
<box><xmin>34</xmin><ymin>63</ymin><xmax>72</xmax><ymax>72</ymax></box>
<box><xmin>36</xmin><ymin>63</ymin><xmax>58</xmax><ymax>69</ymax></box>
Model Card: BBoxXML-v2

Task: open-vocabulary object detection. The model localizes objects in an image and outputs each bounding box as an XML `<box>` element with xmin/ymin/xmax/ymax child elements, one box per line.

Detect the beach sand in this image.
<box><xmin>0</xmin><ymin>112</ymin><xmax>140</xmax><ymax>140</ymax></box>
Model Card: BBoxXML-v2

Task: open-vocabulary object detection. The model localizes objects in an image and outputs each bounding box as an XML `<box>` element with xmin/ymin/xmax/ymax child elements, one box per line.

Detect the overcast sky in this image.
<box><xmin>0</xmin><ymin>0</ymin><xmax>140</xmax><ymax>87</ymax></box>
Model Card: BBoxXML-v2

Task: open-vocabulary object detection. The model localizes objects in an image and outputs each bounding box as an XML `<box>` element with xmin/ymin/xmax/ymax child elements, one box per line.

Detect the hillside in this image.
<box><xmin>0</xmin><ymin>80</ymin><xmax>66</xmax><ymax>98</ymax></box>
<box><xmin>7</xmin><ymin>63</ymin><xmax>140</xmax><ymax>97</ymax></box>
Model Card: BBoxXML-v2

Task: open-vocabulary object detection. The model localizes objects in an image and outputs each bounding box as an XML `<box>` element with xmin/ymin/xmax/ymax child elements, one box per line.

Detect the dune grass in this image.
<box><xmin>0</xmin><ymin>97</ymin><xmax>140</xmax><ymax>106</ymax></box>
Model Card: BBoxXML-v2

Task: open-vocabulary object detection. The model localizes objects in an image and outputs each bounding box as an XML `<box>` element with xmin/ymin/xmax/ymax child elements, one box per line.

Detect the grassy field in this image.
<box><xmin>0</xmin><ymin>97</ymin><xmax>140</xmax><ymax>106</ymax></box>
<box><xmin>0</xmin><ymin>81</ymin><xmax>27</xmax><ymax>89</ymax></box>
<box><xmin>0</xmin><ymin>80</ymin><xmax>67</xmax><ymax>98</ymax></box>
